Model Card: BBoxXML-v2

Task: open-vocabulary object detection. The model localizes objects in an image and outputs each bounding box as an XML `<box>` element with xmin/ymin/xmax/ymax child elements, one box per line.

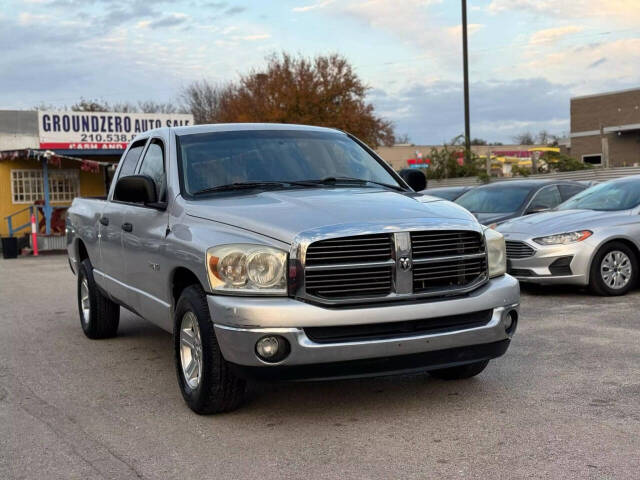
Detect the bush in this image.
<box><xmin>424</xmin><ymin>136</ymin><xmax>486</xmax><ymax>180</ymax></box>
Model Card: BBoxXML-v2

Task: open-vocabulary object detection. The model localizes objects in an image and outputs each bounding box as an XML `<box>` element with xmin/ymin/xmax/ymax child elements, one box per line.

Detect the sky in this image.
<box><xmin>1</xmin><ymin>0</ymin><xmax>639</xmax><ymax>144</ymax></box>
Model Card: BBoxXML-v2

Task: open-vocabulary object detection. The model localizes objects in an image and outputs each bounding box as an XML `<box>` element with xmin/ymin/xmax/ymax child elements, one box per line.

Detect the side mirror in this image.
<box><xmin>114</xmin><ymin>175</ymin><xmax>161</xmax><ymax>207</ymax></box>
<box><xmin>398</xmin><ymin>169</ymin><xmax>427</xmax><ymax>191</ymax></box>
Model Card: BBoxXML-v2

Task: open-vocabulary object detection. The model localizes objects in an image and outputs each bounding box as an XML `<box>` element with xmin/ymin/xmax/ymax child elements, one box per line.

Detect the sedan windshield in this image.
<box><xmin>456</xmin><ymin>185</ymin><xmax>532</xmax><ymax>213</ymax></box>
<box><xmin>176</xmin><ymin>130</ymin><xmax>402</xmax><ymax>196</ymax></box>
<box><xmin>558</xmin><ymin>179</ymin><xmax>640</xmax><ymax>211</ymax></box>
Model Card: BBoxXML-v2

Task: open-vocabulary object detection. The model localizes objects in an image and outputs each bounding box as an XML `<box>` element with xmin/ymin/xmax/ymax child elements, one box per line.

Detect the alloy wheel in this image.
<box><xmin>600</xmin><ymin>250</ymin><xmax>632</xmax><ymax>290</ymax></box>
<box><xmin>80</xmin><ymin>278</ymin><xmax>90</xmax><ymax>325</ymax></box>
<box><xmin>179</xmin><ymin>311</ymin><xmax>203</xmax><ymax>390</ymax></box>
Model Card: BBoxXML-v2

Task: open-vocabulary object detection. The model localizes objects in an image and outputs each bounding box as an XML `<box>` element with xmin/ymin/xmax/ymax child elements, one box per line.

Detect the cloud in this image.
<box><xmin>517</xmin><ymin>37</ymin><xmax>640</xmax><ymax>93</ymax></box>
<box><xmin>488</xmin><ymin>0</ymin><xmax>640</xmax><ymax>26</ymax></box>
<box><xmin>529</xmin><ymin>25</ymin><xmax>583</xmax><ymax>45</ymax></box>
<box><xmin>446</xmin><ymin>23</ymin><xmax>484</xmax><ymax>37</ymax></box>
<box><xmin>148</xmin><ymin>13</ymin><xmax>189</xmax><ymax>29</ymax></box>
<box><xmin>233</xmin><ymin>33</ymin><xmax>271</xmax><ymax>41</ymax></box>
<box><xmin>293</xmin><ymin>0</ymin><xmax>335</xmax><ymax>12</ymax></box>
<box><xmin>224</xmin><ymin>6</ymin><xmax>246</xmax><ymax>15</ymax></box>
<box><xmin>369</xmin><ymin>78</ymin><xmax>572</xmax><ymax>143</ymax></box>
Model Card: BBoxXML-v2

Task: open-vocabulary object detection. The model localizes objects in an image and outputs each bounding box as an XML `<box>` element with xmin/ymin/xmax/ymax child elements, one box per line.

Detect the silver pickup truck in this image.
<box><xmin>67</xmin><ymin>123</ymin><xmax>520</xmax><ymax>414</ymax></box>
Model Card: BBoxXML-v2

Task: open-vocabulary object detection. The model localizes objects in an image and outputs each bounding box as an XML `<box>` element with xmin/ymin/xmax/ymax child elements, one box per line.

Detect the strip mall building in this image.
<box><xmin>0</xmin><ymin>110</ymin><xmax>193</xmax><ymax>242</ymax></box>
<box><xmin>567</xmin><ymin>87</ymin><xmax>640</xmax><ymax>167</ymax></box>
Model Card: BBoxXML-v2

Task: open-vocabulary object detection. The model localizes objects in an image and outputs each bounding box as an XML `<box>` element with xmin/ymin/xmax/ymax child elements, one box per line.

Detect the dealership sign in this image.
<box><xmin>38</xmin><ymin>111</ymin><xmax>194</xmax><ymax>150</ymax></box>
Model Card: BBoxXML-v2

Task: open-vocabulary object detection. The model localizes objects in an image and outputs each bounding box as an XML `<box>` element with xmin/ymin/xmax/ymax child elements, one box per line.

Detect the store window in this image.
<box><xmin>582</xmin><ymin>154</ymin><xmax>602</xmax><ymax>166</ymax></box>
<box><xmin>11</xmin><ymin>169</ymin><xmax>79</xmax><ymax>203</ymax></box>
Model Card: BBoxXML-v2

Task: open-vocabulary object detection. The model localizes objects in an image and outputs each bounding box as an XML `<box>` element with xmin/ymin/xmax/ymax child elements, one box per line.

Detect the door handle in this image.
<box><xmin>121</xmin><ymin>222</ymin><xmax>133</xmax><ymax>232</ymax></box>
<box><xmin>99</xmin><ymin>216</ymin><xmax>109</xmax><ymax>226</ymax></box>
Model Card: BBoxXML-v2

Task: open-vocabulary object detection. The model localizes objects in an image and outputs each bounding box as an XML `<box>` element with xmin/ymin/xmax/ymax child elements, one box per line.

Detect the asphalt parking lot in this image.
<box><xmin>2</xmin><ymin>255</ymin><xmax>639</xmax><ymax>480</ymax></box>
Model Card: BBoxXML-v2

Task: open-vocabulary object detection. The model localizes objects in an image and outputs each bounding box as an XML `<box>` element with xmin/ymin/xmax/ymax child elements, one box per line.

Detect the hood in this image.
<box><xmin>497</xmin><ymin>209</ymin><xmax>632</xmax><ymax>236</ymax></box>
<box><xmin>184</xmin><ymin>188</ymin><xmax>478</xmax><ymax>243</ymax></box>
<box><xmin>474</xmin><ymin>212</ymin><xmax>518</xmax><ymax>226</ymax></box>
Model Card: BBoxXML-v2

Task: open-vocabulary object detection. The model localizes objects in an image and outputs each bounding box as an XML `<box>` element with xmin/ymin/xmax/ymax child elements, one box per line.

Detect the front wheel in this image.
<box><xmin>589</xmin><ymin>242</ymin><xmax>637</xmax><ymax>296</ymax></box>
<box><xmin>429</xmin><ymin>360</ymin><xmax>489</xmax><ymax>380</ymax></box>
<box><xmin>174</xmin><ymin>285</ymin><xmax>246</xmax><ymax>414</ymax></box>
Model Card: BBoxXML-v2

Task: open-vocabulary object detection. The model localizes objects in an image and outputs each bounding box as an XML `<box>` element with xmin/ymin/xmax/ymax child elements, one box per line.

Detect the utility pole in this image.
<box><xmin>461</xmin><ymin>0</ymin><xmax>471</xmax><ymax>164</ymax></box>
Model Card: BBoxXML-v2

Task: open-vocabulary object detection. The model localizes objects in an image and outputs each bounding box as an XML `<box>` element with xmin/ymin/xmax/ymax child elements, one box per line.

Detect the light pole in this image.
<box><xmin>461</xmin><ymin>0</ymin><xmax>471</xmax><ymax>163</ymax></box>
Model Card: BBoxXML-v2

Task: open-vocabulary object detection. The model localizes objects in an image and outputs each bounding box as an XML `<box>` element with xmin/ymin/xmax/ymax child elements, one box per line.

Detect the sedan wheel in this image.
<box><xmin>589</xmin><ymin>241</ymin><xmax>637</xmax><ymax>296</ymax></box>
<box><xmin>600</xmin><ymin>250</ymin><xmax>632</xmax><ymax>290</ymax></box>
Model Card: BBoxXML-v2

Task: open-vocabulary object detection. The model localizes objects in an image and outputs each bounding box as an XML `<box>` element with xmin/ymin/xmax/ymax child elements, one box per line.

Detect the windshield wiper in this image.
<box><xmin>301</xmin><ymin>176</ymin><xmax>407</xmax><ymax>192</ymax></box>
<box><xmin>192</xmin><ymin>181</ymin><xmax>313</xmax><ymax>195</ymax></box>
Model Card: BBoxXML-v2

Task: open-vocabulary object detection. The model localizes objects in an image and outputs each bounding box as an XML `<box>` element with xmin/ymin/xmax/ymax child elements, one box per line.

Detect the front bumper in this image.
<box><xmin>208</xmin><ymin>275</ymin><xmax>520</xmax><ymax>375</ymax></box>
<box><xmin>504</xmin><ymin>234</ymin><xmax>594</xmax><ymax>285</ymax></box>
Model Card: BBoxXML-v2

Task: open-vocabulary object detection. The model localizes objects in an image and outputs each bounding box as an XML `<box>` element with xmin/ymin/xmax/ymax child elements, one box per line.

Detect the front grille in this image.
<box><xmin>305</xmin><ymin>265</ymin><xmax>393</xmax><ymax>299</ymax></box>
<box><xmin>411</xmin><ymin>230</ymin><xmax>484</xmax><ymax>259</ymax></box>
<box><xmin>305</xmin><ymin>233</ymin><xmax>392</xmax><ymax>266</ymax></box>
<box><xmin>505</xmin><ymin>240</ymin><xmax>535</xmax><ymax>259</ymax></box>
<box><xmin>304</xmin><ymin>309</ymin><xmax>493</xmax><ymax>343</ymax></box>
<box><xmin>413</xmin><ymin>257</ymin><xmax>487</xmax><ymax>293</ymax></box>
<box><xmin>302</xmin><ymin>229</ymin><xmax>487</xmax><ymax>302</ymax></box>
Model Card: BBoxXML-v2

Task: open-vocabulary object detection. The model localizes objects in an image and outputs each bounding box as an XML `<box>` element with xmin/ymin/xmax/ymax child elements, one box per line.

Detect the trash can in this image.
<box><xmin>1</xmin><ymin>236</ymin><xmax>18</xmax><ymax>259</ymax></box>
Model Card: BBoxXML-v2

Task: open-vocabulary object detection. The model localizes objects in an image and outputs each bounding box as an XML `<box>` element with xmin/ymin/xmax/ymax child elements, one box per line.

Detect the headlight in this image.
<box><xmin>485</xmin><ymin>228</ymin><xmax>506</xmax><ymax>278</ymax></box>
<box><xmin>533</xmin><ymin>230</ymin><xmax>592</xmax><ymax>246</ymax></box>
<box><xmin>206</xmin><ymin>244</ymin><xmax>287</xmax><ymax>295</ymax></box>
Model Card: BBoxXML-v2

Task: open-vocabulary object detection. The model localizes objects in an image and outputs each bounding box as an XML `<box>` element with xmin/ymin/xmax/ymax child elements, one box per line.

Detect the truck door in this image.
<box><xmin>96</xmin><ymin>139</ymin><xmax>147</xmax><ymax>307</ymax></box>
<box><xmin>121</xmin><ymin>138</ymin><xmax>172</xmax><ymax>331</ymax></box>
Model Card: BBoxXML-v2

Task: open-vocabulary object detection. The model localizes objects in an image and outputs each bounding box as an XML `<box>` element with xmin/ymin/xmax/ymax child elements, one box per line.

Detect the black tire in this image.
<box><xmin>429</xmin><ymin>360</ymin><xmax>489</xmax><ymax>380</ymax></box>
<box><xmin>174</xmin><ymin>285</ymin><xmax>246</xmax><ymax>414</ymax></box>
<box><xmin>589</xmin><ymin>241</ymin><xmax>638</xmax><ymax>296</ymax></box>
<box><xmin>77</xmin><ymin>259</ymin><xmax>120</xmax><ymax>339</ymax></box>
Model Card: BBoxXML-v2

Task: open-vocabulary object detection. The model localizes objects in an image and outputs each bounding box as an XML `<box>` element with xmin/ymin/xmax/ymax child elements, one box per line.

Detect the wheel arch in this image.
<box><xmin>587</xmin><ymin>236</ymin><xmax>640</xmax><ymax>283</ymax></box>
<box><xmin>171</xmin><ymin>267</ymin><xmax>206</xmax><ymax>309</ymax></box>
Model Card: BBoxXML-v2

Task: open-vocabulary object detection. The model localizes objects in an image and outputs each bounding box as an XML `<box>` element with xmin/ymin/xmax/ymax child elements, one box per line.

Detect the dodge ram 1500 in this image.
<box><xmin>67</xmin><ymin>123</ymin><xmax>520</xmax><ymax>413</ymax></box>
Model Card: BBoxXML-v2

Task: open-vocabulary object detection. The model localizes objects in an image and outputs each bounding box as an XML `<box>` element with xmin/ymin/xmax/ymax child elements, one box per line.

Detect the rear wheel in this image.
<box><xmin>429</xmin><ymin>360</ymin><xmax>489</xmax><ymax>380</ymax></box>
<box><xmin>174</xmin><ymin>285</ymin><xmax>246</xmax><ymax>414</ymax></box>
<box><xmin>77</xmin><ymin>259</ymin><xmax>120</xmax><ymax>339</ymax></box>
<box><xmin>589</xmin><ymin>242</ymin><xmax>637</xmax><ymax>296</ymax></box>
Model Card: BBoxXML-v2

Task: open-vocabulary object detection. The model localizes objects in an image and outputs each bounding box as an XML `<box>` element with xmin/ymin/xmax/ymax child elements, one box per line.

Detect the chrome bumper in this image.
<box><xmin>208</xmin><ymin>275</ymin><xmax>520</xmax><ymax>368</ymax></box>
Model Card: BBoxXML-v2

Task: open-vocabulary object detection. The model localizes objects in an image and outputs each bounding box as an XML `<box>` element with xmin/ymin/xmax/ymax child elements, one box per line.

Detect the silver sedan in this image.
<box><xmin>496</xmin><ymin>175</ymin><xmax>640</xmax><ymax>295</ymax></box>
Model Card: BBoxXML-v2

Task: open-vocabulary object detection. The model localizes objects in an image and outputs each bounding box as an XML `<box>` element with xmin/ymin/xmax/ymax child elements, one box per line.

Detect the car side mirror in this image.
<box><xmin>114</xmin><ymin>175</ymin><xmax>164</xmax><ymax>209</ymax></box>
<box><xmin>398</xmin><ymin>169</ymin><xmax>427</xmax><ymax>191</ymax></box>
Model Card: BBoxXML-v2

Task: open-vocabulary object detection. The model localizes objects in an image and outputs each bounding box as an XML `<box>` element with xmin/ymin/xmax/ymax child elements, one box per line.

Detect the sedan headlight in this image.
<box><xmin>206</xmin><ymin>244</ymin><xmax>287</xmax><ymax>295</ymax></box>
<box><xmin>533</xmin><ymin>230</ymin><xmax>592</xmax><ymax>246</ymax></box>
<box><xmin>485</xmin><ymin>228</ymin><xmax>507</xmax><ymax>278</ymax></box>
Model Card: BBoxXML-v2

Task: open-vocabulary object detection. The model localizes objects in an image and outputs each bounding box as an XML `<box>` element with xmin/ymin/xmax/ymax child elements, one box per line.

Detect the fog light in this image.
<box><xmin>255</xmin><ymin>335</ymin><xmax>289</xmax><ymax>363</ymax></box>
<box><xmin>505</xmin><ymin>310</ymin><xmax>518</xmax><ymax>334</ymax></box>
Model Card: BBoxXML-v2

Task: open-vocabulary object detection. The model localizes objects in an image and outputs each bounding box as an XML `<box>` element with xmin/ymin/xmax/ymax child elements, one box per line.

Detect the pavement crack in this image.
<box><xmin>1</xmin><ymin>373</ymin><xmax>145</xmax><ymax>479</ymax></box>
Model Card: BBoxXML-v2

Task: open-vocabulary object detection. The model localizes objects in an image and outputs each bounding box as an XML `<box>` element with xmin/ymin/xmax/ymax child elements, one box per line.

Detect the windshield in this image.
<box><xmin>456</xmin><ymin>185</ymin><xmax>532</xmax><ymax>213</ymax></box>
<box><xmin>429</xmin><ymin>189</ymin><xmax>465</xmax><ymax>201</ymax></box>
<box><xmin>558</xmin><ymin>179</ymin><xmax>640</xmax><ymax>211</ymax></box>
<box><xmin>176</xmin><ymin>130</ymin><xmax>402</xmax><ymax>196</ymax></box>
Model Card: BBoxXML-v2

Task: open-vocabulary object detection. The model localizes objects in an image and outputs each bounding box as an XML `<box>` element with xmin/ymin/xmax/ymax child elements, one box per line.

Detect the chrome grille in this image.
<box><xmin>413</xmin><ymin>257</ymin><xmax>487</xmax><ymax>293</ymax></box>
<box><xmin>302</xmin><ymin>229</ymin><xmax>486</xmax><ymax>302</ymax></box>
<box><xmin>305</xmin><ymin>265</ymin><xmax>393</xmax><ymax>299</ymax></box>
<box><xmin>305</xmin><ymin>233</ymin><xmax>392</xmax><ymax>266</ymax></box>
<box><xmin>505</xmin><ymin>240</ymin><xmax>535</xmax><ymax>259</ymax></box>
<box><xmin>411</xmin><ymin>230</ymin><xmax>484</xmax><ymax>259</ymax></box>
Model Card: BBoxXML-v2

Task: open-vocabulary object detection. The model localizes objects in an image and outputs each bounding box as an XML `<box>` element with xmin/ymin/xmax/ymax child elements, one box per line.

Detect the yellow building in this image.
<box><xmin>0</xmin><ymin>152</ymin><xmax>109</xmax><ymax>238</ymax></box>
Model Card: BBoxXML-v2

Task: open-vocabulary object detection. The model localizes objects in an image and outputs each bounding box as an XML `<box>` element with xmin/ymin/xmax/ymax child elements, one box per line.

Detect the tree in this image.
<box><xmin>182</xmin><ymin>53</ymin><xmax>395</xmax><ymax>147</ymax></box>
<box><xmin>395</xmin><ymin>133</ymin><xmax>411</xmax><ymax>144</ymax></box>
<box><xmin>181</xmin><ymin>80</ymin><xmax>233</xmax><ymax>124</ymax></box>
<box><xmin>512</xmin><ymin>132</ymin><xmax>535</xmax><ymax>145</ymax></box>
<box><xmin>70</xmin><ymin>98</ymin><xmax>183</xmax><ymax>113</ymax></box>
<box><xmin>470</xmin><ymin>138</ymin><xmax>487</xmax><ymax>145</ymax></box>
